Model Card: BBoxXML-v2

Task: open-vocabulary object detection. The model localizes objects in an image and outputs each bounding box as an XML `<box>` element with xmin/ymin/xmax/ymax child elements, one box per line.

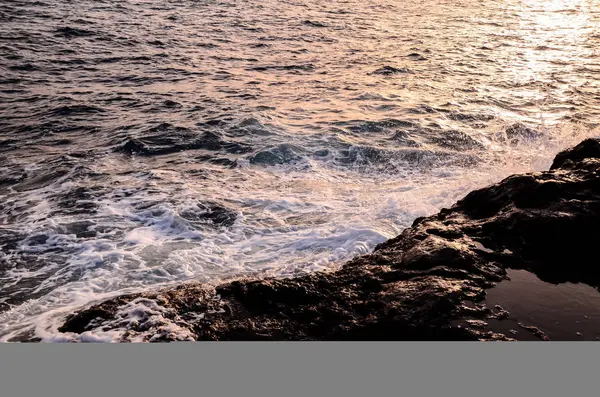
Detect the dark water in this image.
<box><xmin>485</xmin><ymin>270</ymin><xmax>600</xmax><ymax>341</ymax></box>
<box><xmin>1</xmin><ymin>0</ymin><xmax>599</xmax><ymax>341</ymax></box>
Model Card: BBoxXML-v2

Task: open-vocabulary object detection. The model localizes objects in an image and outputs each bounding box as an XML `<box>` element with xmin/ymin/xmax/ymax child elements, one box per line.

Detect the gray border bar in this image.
<box><xmin>2</xmin><ymin>342</ymin><xmax>600</xmax><ymax>397</ymax></box>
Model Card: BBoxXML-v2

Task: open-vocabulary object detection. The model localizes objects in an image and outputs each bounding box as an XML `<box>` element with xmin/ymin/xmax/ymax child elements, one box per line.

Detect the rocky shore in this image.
<box><xmin>57</xmin><ymin>139</ymin><xmax>600</xmax><ymax>341</ymax></box>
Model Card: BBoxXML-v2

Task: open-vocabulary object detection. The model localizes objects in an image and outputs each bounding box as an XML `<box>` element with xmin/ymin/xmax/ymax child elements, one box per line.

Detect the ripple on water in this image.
<box><xmin>0</xmin><ymin>0</ymin><xmax>599</xmax><ymax>340</ymax></box>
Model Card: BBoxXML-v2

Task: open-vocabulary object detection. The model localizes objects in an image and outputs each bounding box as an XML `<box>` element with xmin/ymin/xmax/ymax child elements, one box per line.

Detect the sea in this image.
<box><xmin>1</xmin><ymin>0</ymin><xmax>599</xmax><ymax>341</ymax></box>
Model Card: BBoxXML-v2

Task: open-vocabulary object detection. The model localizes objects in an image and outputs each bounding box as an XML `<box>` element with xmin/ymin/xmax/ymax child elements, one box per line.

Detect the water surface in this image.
<box><xmin>1</xmin><ymin>0</ymin><xmax>599</xmax><ymax>341</ymax></box>
<box><xmin>485</xmin><ymin>270</ymin><xmax>600</xmax><ymax>341</ymax></box>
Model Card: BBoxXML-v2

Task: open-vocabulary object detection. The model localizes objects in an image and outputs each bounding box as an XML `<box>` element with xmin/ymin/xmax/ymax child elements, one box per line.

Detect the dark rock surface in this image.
<box><xmin>57</xmin><ymin>139</ymin><xmax>600</xmax><ymax>341</ymax></box>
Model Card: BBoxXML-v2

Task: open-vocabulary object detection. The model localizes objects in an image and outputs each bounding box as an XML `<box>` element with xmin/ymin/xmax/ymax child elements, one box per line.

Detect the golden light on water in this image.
<box><xmin>503</xmin><ymin>0</ymin><xmax>598</xmax><ymax>124</ymax></box>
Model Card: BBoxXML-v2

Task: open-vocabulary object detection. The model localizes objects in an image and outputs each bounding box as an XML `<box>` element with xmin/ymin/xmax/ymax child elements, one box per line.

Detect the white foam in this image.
<box><xmin>0</xmin><ymin>121</ymin><xmax>597</xmax><ymax>342</ymax></box>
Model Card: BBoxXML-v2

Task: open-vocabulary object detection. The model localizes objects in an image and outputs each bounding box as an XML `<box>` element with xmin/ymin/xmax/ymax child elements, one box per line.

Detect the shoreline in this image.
<box><xmin>42</xmin><ymin>138</ymin><xmax>600</xmax><ymax>341</ymax></box>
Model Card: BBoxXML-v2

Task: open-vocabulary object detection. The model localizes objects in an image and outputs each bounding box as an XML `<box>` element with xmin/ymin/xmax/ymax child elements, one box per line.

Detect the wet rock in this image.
<box><xmin>466</xmin><ymin>320</ymin><xmax>488</xmax><ymax>329</ymax></box>
<box><xmin>518</xmin><ymin>323</ymin><xmax>550</xmax><ymax>341</ymax></box>
<box><xmin>57</xmin><ymin>139</ymin><xmax>600</xmax><ymax>341</ymax></box>
<box><xmin>550</xmin><ymin>138</ymin><xmax>600</xmax><ymax>170</ymax></box>
<box><xmin>493</xmin><ymin>305</ymin><xmax>510</xmax><ymax>320</ymax></box>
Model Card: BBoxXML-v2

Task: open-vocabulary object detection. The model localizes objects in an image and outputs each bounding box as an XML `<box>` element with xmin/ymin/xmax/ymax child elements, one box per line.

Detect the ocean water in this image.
<box><xmin>0</xmin><ymin>0</ymin><xmax>599</xmax><ymax>341</ymax></box>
